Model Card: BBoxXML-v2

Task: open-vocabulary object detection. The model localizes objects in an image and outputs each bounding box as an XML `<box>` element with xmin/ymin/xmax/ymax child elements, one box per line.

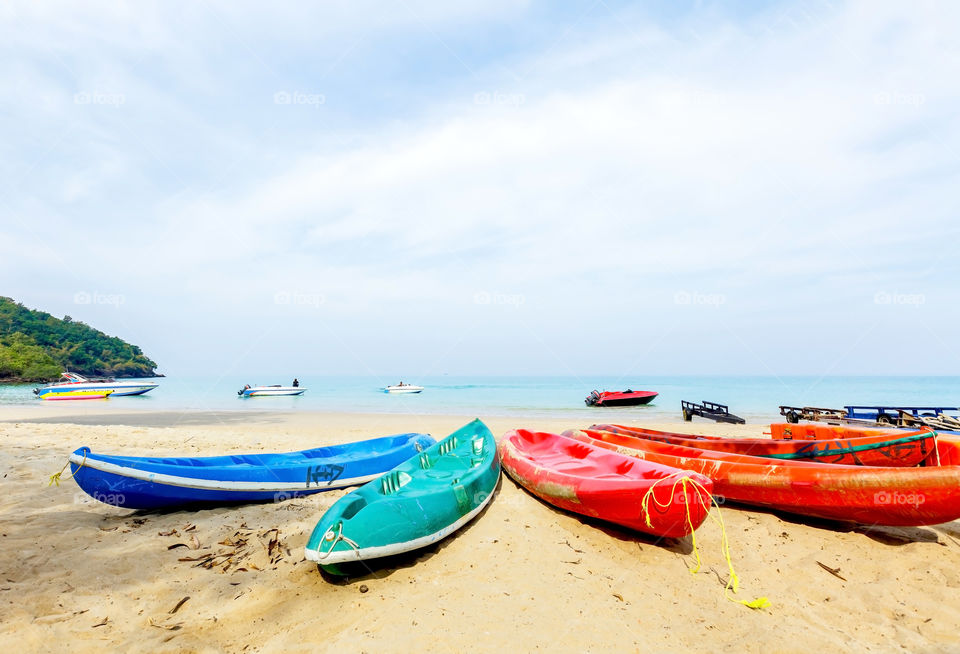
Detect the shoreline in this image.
<box><xmin>0</xmin><ymin>398</ymin><xmax>789</xmax><ymax>425</ymax></box>
<box><xmin>1</xmin><ymin>410</ymin><xmax>958</xmax><ymax>652</ymax></box>
<box><xmin>0</xmin><ymin>405</ymin><xmax>773</xmax><ymax>434</ymax></box>
<box><xmin>5</xmin><ymin>374</ymin><xmax>960</xmax><ymax>428</ymax></box>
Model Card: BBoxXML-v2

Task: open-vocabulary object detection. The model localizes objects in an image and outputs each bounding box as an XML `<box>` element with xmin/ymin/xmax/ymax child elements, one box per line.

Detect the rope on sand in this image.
<box><xmin>641</xmin><ymin>471</ymin><xmax>770</xmax><ymax>610</ymax></box>
<box><xmin>48</xmin><ymin>449</ymin><xmax>88</xmax><ymax>487</ymax></box>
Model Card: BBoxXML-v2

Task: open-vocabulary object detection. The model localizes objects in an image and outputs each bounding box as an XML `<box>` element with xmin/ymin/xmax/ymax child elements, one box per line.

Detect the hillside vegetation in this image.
<box><xmin>0</xmin><ymin>297</ymin><xmax>159</xmax><ymax>382</ymax></box>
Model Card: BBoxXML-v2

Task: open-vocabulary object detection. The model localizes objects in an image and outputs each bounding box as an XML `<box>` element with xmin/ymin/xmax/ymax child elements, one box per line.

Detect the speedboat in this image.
<box><xmin>34</xmin><ymin>372</ymin><xmax>158</xmax><ymax>399</ymax></box>
<box><xmin>384</xmin><ymin>383</ymin><xmax>424</xmax><ymax>394</ymax></box>
<box><xmin>238</xmin><ymin>385</ymin><xmax>306</xmax><ymax>397</ymax></box>
<box><xmin>585</xmin><ymin>389</ymin><xmax>658</xmax><ymax>407</ymax></box>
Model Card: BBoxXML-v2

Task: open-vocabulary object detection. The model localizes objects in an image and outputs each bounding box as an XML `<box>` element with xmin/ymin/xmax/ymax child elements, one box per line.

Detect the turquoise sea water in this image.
<box><xmin>2</xmin><ymin>375</ymin><xmax>959</xmax><ymax>422</ymax></box>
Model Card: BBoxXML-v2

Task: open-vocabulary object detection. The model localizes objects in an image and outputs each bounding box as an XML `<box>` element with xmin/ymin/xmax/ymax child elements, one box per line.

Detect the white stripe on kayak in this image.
<box><xmin>304</xmin><ymin>471</ymin><xmax>500</xmax><ymax>565</ymax></box>
<box><xmin>68</xmin><ymin>453</ymin><xmax>382</xmax><ymax>492</ymax></box>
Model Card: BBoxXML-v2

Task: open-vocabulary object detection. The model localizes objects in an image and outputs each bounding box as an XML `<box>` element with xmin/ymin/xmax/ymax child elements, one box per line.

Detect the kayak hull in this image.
<box><xmin>305</xmin><ymin>419</ymin><xmax>499</xmax><ymax>573</ymax></box>
<box><xmin>771</xmin><ymin>423</ymin><xmax>917</xmax><ymax>441</ymax></box>
<box><xmin>567</xmin><ymin>428</ymin><xmax>960</xmax><ymax>527</ymax></box>
<box><xmin>591</xmin><ymin>423</ymin><xmax>938</xmax><ymax>467</ymax></box>
<box><xmin>69</xmin><ymin>433</ymin><xmax>435</xmax><ymax>509</ymax></box>
<box><xmin>499</xmin><ymin>430</ymin><xmax>713</xmax><ymax>538</ymax></box>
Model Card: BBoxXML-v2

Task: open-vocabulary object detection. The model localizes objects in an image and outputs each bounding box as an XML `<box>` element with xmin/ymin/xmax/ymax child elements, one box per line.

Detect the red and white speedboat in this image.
<box><xmin>585</xmin><ymin>389</ymin><xmax>658</xmax><ymax>407</ymax></box>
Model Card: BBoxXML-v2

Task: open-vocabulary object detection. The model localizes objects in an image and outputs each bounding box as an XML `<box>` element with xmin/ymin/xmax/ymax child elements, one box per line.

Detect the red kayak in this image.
<box><xmin>585</xmin><ymin>390</ymin><xmax>658</xmax><ymax>407</ymax></box>
<box><xmin>498</xmin><ymin>429</ymin><xmax>713</xmax><ymax>538</ymax></box>
<box><xmin>590</xmin><ymin>423</ymin><xmax>937</xmax><ymax>467</ymax></box>
<box><xmin>565</xmin><ymin>428</ymin><xmax>960</xmax><ymax>526</ymax></box>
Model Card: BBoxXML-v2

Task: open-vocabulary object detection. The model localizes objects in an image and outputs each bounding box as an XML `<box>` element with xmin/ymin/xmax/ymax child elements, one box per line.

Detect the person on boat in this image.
<box><xmin>292</xmin><ymin>378</ymin><xmax>299</xmax><ymax>387</ymax></box>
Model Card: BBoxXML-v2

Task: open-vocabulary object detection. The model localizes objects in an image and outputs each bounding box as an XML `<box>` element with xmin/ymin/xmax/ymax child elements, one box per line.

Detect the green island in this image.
<box><xmin>0</xmin><ymin>297</ymin><xmax>159</xmax><ymax>383</ymax></box>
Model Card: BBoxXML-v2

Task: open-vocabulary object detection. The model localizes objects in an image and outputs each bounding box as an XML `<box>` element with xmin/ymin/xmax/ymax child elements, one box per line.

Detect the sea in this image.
<box><xmin>2</xmin><ymin>375</ymin><xmax>959</xmax><ymax>423</ymax></box>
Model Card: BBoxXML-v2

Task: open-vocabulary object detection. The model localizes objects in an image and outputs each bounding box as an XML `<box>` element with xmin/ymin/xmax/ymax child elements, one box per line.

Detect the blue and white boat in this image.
<box><xmin>384</xmin><ymin>383</ymin><xmax>424</xmax><ymax>394</ymax></box>
<box><xmin>34</xmin><ymin>372</ymin><xmax>159</xmax><ymax>399</ymax></box>
<box><xmin>238</xmin><ymin>384</ymin><xmax>306</xmax><ymax>397</ymax></box>
<box><xmin>66</xmin><ymin>432</ymin><xmax>435</xmax><ymax>509</ymax></box>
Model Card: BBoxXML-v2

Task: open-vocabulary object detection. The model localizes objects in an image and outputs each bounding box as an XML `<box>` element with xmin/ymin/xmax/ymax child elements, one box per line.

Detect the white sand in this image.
<box><xmin>0</xmin><ymin>407</ymin><xmax>958</xmax><ymax>653</ymax></box>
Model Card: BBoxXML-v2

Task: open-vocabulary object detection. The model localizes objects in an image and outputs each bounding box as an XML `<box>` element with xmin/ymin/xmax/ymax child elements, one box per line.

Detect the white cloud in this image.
<box><xmin>2</xmin><ymin>0</ymin><xmax>958</xmax><ymax>374</ymax></box>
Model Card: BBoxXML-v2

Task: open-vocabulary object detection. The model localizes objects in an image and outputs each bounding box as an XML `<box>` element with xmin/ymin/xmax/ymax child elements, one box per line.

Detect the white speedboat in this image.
<box><xmin>384</xmin><ymin>384</ymin><xmax>424</xmax><ymax>394</ymax></box>
<box><xmin>239</xmin><ymin>385</ymin><xmax>306</xmax><ymax>397</ymax></box>
<box><xmin>34</xmin><ymin>372</ymin><xmax>159</xmax><ymax>399</ymax></box>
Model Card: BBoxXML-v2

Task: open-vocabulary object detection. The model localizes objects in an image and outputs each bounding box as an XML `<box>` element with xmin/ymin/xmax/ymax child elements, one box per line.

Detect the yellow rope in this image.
<box><xmin>48</xmin><ymin>450</ymin><xmax>87</xmax><ymax>487</ymax></box>
<box><xmin>641</xmin><ymin>471</ymin><xmax>770</xmax><ymax>610</ymax></box>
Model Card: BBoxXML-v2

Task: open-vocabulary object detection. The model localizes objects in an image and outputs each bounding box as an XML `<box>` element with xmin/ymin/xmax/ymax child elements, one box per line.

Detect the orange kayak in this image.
<box><xmin>566</xmin><ymin>428</ymin><xmax>960</xmax><ymax>526</ymax></box>
<box><xmin>499</xmin><ymin>430</ymin><xmax>713</xmax><ymax>538</ymax></box>
<box><xmin>590</xmin><ymin>423</ymin><xmax>937</xmax><ymax>467</ymax></box>
<box><xmin>770</xmin><ymin>423</ymin><xmax>936</xmax><ymax>441</ymax></box>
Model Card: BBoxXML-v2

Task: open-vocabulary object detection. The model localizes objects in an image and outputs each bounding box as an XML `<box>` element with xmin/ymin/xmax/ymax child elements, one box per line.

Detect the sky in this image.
<box><xmin>1</xmin><ymin>0</ymin><xmax>958</xmax><ymax>378</ymax></box>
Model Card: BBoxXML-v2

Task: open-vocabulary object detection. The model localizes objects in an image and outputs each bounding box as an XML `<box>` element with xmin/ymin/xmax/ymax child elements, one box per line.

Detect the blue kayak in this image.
<box><xmin>67</xmin><ymin>432</ymin><xmax>435</xmax><ymax>509</ymax></box>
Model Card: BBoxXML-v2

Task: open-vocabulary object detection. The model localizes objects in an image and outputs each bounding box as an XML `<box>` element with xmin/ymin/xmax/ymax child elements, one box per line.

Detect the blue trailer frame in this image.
<box><xmin>844</xmin><ymin>406</ymin><xmax>959</xmax><ymax>423</ymax></box>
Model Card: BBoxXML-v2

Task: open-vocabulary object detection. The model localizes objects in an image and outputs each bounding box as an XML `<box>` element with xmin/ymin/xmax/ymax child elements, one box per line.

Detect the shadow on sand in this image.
<box><xmin>716</xmin><ymin>499</ymin><xmax>945</xmax><ymax>546</ymax></box>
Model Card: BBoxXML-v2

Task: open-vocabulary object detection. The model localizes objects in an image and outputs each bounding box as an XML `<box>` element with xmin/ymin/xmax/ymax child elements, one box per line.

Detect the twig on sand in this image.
<box><xmin>562</xmin><ymin>539</ymin><xmax>584</xmax><ymax>553</ymax></box>
<box><xmin>816</xmin><ymin>561</ymin><xmax>847</xmax><ymax>581</ymax></box>
<box><xmin>169</xmin><ymin>597</ymin><xmax>190</xmax><ymax>614</ymax></box>
<box><xmin>149</xmin><ymin>617</ymin><xmax>183</xmax><ymax>631</ymax></box>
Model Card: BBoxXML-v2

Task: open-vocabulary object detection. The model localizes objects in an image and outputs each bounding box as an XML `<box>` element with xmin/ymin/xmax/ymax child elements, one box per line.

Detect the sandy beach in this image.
<box><xmin>1</xmin><ymin>406</ymin><xmax>958</xmax><ymax>653</ymax></box>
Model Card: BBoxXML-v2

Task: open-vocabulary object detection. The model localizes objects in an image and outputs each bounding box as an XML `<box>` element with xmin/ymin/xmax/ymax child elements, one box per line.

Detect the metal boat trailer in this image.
<box><xmin>681</xmin><ymin>400</ymin><xmax>745</xmax><ymax>424</ymax></box>
<box><xmin>779</xmin><ymin>404</ymin><xmax>960</xmax><ymax>431</ymax></box>
<box><xmin>778</xmin><ymin>406</ymin><xmax>848</xmax><ymax>424</ymax></box>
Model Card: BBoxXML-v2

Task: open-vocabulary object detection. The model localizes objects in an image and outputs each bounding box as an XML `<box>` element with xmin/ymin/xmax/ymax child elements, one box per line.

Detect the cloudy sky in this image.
<box><xmin>2</xmin><ymin>1</ymin><xmax>958</xmax><ymax>378</ymax></box>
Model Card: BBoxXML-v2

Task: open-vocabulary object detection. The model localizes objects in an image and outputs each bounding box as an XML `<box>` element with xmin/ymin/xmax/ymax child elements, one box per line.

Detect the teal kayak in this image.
<box><xmin>305</xmin><ymin>419</ymin><xmax>499</xmax><ymax>574</ymax></box>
